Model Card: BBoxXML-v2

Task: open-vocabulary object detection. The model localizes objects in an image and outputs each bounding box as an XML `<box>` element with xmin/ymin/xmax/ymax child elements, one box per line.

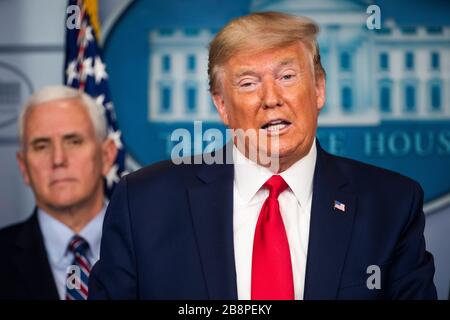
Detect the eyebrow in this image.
<box><xmin>62</xmin><ymin>133</ymin><xmax>83</xmax><ymax>140</ymax></box>
<box><xmin>30</xmin><ymin>137</ymin><xmax>51</xmax><ymax>146</ymax></box>
<box><xmin>275</xmin><ymin>58</ymin><xmax>299</xmax><ymax>73</ymax></box>
<box><xmin>278</xmin><ymin>58</ymin><xmax>295</xmax><ymax>67</ymax></box>
<box><xmin>29</xmin><ymin>133</ymin><xmax>83</xmax><ymax>145</ymax></box>
<box><xmin>234</xmin><ymin>68</ymin><xmax>259</xmax><ymax>79</ymax></box>
<box><xmin>234</xmin><ymin>58</ymin><xmax>298</xmax><ymax>79</ymax></box>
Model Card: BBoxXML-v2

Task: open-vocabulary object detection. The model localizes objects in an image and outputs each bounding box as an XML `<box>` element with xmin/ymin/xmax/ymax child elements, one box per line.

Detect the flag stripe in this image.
<box><xmin>64</xmin><ymin>0</ymin><xmax>128</xmax><ymax>198</ymax></box>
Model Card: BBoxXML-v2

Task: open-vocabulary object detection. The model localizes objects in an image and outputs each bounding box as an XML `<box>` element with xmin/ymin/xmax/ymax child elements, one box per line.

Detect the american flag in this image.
<box><xmin>64</xmin><ymin>0</ymin><xmax>127</xmax><ymax>197</ymax></box>
<box><xmin>334</xmin><ymin>200</ymin><xmax>346</xmax><ymax>213</ymax></box>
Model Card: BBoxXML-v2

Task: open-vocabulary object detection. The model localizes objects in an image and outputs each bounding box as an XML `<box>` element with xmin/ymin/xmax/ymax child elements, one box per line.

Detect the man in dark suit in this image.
<box><xmin>89</xmin><ymin>12</ymin><xmax>437</xmax><ymax>299</ymax></box>
<box><xmin>0</xmin><ymin>86</ymin><xmax>117</xmax><ymax>299</ymax></box>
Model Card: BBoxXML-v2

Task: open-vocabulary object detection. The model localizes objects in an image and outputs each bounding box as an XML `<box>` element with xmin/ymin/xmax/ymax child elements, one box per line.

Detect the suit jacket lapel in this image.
<box><xmin>304</xmin><ymin>143</ymin><xmax>357</xmax><ymax>299</ymax></box>
<box><xmin>188</xmin><ymin>161</ymin><xmax>238</xmax><ymax>299</ymax></box>
<box><xmin>12</xmin><ymin>209</ymin><xmax>60</xmax><ymax>300</ymax></box>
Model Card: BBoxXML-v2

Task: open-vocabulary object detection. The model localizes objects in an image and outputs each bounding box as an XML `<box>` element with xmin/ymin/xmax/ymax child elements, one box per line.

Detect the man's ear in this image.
<box><xmin>101</xmin><ymin>138</ymin><xmax>118</xmax><ymax>177</ymax></box>
<box><xmin>315</xmin><ymin>75</ymin><xmax>326</xmax><ymax>111</ymax></box>
<box><xmin>212</xmin><ymin>93</ymin><xmax>229</xmax><ymax>126</ymax></box>
<box><xmin>16</xmin><ymin>151</ymin><xmax>31</xmax><ymax>186</ymax></box>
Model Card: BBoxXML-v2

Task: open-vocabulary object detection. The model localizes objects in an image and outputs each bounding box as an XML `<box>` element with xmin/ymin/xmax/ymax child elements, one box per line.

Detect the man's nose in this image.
<box><xmin>51</xmin><ymin>142</ymin><xmax>67</xmax><ymax>168</ymax></box>
<box><xmin>261</xmin><ymin>80</ymin><xmax>283</xmax><ymax>109</ymax></box>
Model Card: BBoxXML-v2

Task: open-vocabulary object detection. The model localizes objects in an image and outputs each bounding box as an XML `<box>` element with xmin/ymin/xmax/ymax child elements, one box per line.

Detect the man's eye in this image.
<box><xmin>240</xmin><ymin>81</ymin><xmax>254</xmax><ymax>87</ymax></box>
<box><xmin>238</xmin><ymin>77</ymin><xmax>258</xmax><ymax>89</ymax></box>
<box><xmin>67</xmin><ymin>138</ymin><xmax>83</xmax><ymax>145</ymax></box>
<box><xmin>33</xmin><ymin>144</ymin><xmax>48</xmax><ymax>151</ymax></box>
<box><xmin>282</xmin><ymin>74</ymin><xmax>295</xmax><ymax>80</ymax></box>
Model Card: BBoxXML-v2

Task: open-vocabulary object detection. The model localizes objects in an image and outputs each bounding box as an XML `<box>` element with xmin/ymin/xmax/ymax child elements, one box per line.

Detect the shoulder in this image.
<box><xmin>0</xmin><ymin>220</ymin><xmax>26</xmax><ymax>241</ymax></box>
<box><xmin>0</xmin><ymin>218</ymin><xmax>30</xmax><ymax>253</ymax></box>
<box><xmin>324</xmin><ymin>152</ymin><xmax>426</xmax><ymax>240</ymax></box>
<box><xmin>328</xmin><ymin>152</ymin><xmax>422</xmax><ymax>196</ymax></box>
<box><xmin>124</xmin><ymin>158</ymin><xmax>202</xmax><ymax>191</ymax></box>
<box><xmin>112</xmin><ymin>156</ymin><xmax>216</xmax><ymax>205</ymax></box>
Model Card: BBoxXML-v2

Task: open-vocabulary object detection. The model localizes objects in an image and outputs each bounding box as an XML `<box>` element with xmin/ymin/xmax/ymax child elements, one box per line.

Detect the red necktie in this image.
<box><xmin>251</xmin><ymin>175</ymin><xmax>294</xmax><ymax>300</ymax></box>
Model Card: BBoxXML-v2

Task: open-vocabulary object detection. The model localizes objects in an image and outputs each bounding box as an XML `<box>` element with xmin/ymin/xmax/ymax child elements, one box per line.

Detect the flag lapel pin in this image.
<box><xmin>333</xmin><ymin>200</ymin><xmax>346</xmax><ymax>213</ymax></box>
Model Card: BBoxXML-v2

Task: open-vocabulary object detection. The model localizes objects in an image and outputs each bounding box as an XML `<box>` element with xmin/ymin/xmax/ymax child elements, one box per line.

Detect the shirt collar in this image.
<box><xmin>37</xmin><ymin>205</ymin><xmax>106</xmax><ymax>265</ymax></box>
<box><xmin>78</xmin><ymin>207</ymin><xmax>105</xmax><ymax>261</ymax></box>
<box><xmin>233</xmin><ymin>139</ymin><xmax>317</xmax><ymax>207</ymax></box>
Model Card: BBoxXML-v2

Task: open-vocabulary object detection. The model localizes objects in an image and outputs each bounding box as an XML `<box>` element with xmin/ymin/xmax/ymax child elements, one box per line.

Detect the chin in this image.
<box><xmin>265</xmin><ymin>141</ymin><xmax>294</xmax><ymax>157</ymax></box>
<box><xmin>47</xmin><ymin>193</ymin><xmax>83</xmax><ymax>209</ymax></box>
<box><xmin>48</xmin><ymin>200</ymin><xmax>78</xmax><ymax>211</ymax></box>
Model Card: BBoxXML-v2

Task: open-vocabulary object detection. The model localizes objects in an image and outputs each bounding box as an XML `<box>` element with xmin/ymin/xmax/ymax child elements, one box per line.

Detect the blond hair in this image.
<box><xmin>208</xmin><ymin>11</ymin><xmax>325</xmax><ymax>93</ymax></box>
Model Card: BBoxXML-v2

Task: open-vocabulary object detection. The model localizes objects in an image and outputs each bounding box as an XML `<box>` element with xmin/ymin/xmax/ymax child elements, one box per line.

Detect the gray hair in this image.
<box><xmin>19</xmin><ymin>85</ymin><xmax>108</xmax><ymax>147</ymax></box>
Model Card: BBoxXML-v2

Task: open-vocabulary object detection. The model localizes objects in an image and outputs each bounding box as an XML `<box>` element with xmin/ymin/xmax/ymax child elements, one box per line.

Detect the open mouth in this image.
<box><xmin>261</xmin><ymin>119</ymin><xmax>292</xmax><ymax>133</ymax></box>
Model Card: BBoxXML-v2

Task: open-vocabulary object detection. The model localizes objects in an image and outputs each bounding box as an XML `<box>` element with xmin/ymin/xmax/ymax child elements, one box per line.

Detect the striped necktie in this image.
<box><xmin>66</xmin><ymin>235</ymin><xmax>91</xmax><ymax>300</ymax></box>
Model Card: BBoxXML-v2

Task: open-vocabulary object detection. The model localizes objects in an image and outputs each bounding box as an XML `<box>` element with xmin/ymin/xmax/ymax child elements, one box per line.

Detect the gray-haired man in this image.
<box><xmin>0</xmin><ymin>85</ymin><xmax>117</xmax><ymax>300</ymax></box>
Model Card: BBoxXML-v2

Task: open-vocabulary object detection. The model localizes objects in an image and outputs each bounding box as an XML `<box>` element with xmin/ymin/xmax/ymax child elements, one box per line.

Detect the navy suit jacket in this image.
<box><xmin>0</xmin><ymin>210</ymin><xmax>59</xmax><ymax>300</ymax></box>
<box><xmin>89</xmin><ymin>143</ymin><xmax>437</xmax><ymax>299</ymax></box>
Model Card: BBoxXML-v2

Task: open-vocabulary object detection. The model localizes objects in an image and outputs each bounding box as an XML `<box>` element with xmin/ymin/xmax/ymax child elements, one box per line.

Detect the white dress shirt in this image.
<box><xmin>233</xmin><ymin>139</ymin><xmax>316</xmax><ymax>300</ymax></box>
<box><xmin>37</xmin><ymin>206</ymin><xmax>106</xmax><ymax>300</ymax></box>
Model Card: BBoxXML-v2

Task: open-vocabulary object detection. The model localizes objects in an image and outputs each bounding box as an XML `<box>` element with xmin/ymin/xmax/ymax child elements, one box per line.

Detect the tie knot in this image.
<box><xmin>263</xmin><ymin>175</ymin><xmax>288</xmax><ymax>199</ymax></box>
<box><xmin>68</xmin><ymin>235</ymin><xmax>90</xmax><ymax>256</ymax></box>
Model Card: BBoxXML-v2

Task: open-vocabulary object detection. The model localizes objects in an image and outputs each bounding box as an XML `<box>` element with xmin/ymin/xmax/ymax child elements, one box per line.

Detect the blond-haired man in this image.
<box><xmin>90</xmin><ymin>12</ymin><xmax>436</xmax><ymax>300</ymax></box>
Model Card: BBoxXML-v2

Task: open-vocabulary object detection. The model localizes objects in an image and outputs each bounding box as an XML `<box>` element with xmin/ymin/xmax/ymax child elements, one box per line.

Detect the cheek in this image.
<box><xmin>89</xmin><ymin>149</ymin><xmax>105</xmax><ymax>175</ymax></box>
<box><xmin>26</xmin><ymin>162</ymin><xmax>52</xmax><ymax>195</ymax></box>
<box><xmin>291</xmin><ymin>89</ymin><xmax>319</xmax><ymax>118</ymax></box>
<box><xmin>27</xmin><ymin>158</ymin><xmax>49</xmax><ymax>180</ymax></box>
<box><xmin>70</xmin><ymin>147</ymin><xmax>103</xmax><ymax>175</ymax></box>
<box><xmin>230</xmin><ymin>97</ymin><xmax>262</xmax><ymax>126</ymax></box>
<box><xmin>224</xmin><ymin>106</ymin><xmax>248</xmax><ymax>129</ymax></box>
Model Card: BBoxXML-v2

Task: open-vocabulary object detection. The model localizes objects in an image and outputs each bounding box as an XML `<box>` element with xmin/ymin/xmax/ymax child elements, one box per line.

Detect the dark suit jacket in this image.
<box><xmin>0</xmin><ymin>210</ymin><xmax>59</xmax><ymax>299</ymax></box>
<box><xmin>89</xmin><ymin>142</ymin><xmax>437</xmax><ymax>299</ymax></box>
